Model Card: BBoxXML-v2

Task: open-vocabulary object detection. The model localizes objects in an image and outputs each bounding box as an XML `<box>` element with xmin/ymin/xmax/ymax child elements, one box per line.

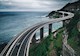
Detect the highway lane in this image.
<box><xmin>4</xmin><ymin>27</ymin><xmax>35</xmax><ymax>56</ymax></box>
<box><xmin>5</xmin><ymin>21</ymin><xmax>49</xmax><ymax>56</ymax></box>
<box><xmin>17</xmin><ymin>26</ymin><xmax>39</xmax><ymax>56</ymax></box>
<box><xmin>0</xmin><ymin>11</ymin><xmax>74</xmax><ymax>56</ymax></box>
<box><xmin>9</xmin><ymin>29</ymin><xmax>33</xmax><ymax>56</ymax></box>
<box><xmin>11</xmin><ymin>25</ymin><xmax>39</xmax><ymax>56</ymax></box>
<box><xmin>16</xmin><ymin>22</ymin><xmax>51</xmax><ymax>56</ymax></box>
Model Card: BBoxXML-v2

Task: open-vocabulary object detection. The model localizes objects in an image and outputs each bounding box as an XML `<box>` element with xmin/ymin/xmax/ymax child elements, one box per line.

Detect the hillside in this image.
<box><xmin>66</xmin><ymin>11</ymin><xmax>80</xmax><ymax>56</ymax></box>
<box><xmin>61</xmin><ymin>0</ymin><xmax>80</xmax><ymax>56</ymax></box>
<box><xmin>47</xmin><ymin>0</ymin><xmax>80</xmax><ymax>56</ymax></box>
<box><xmin>61</xmin><ymin>0</ymin><xmax>80</xmax><ymax>12</ymax></box>
<box><xmin>47</xmin><ymin>0</ymin><xmax>80</xmax><ymax>17</ymax></box>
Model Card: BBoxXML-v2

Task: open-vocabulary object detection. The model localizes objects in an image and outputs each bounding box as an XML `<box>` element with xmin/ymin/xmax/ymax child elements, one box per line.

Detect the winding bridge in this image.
<box><xmin>0</xmin><ymin>11</ymin><xmax>74</xmax><ymax>56</ymax></box>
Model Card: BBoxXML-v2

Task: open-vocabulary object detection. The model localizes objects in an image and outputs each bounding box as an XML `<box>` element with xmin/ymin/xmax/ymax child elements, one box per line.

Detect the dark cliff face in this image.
<box><xmin>46</xmin><ymin>11</ymin><xmax>55</xmax><ymax>17</ymax></box>
<box><xmin>47</xmin><ymin>0</ymin><xmax>80</xmax><ymax>17</ymax></box>
<box><xmin>61</xmin><ymin>0</ymin><xmax>80</xmax><ymax>12</ymax></box>
<box><xmin>48</xmin><ymin>0</ymin><xmax>80</xmax><ymax>17</ymax></box>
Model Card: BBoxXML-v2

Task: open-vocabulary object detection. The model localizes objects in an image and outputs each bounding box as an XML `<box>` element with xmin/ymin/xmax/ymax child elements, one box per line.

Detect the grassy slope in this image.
<box><xmin>29</xmin><ymin>29</ymin><xmax>63</xmax><ymax>56</ymax></box>
<box><xmin>66</xmin><ymin>11</ymin><xmax>80</xmax><ymax>55</ymax></box>
<box><xmin>29</xmin><ymin>35</ymin><xmax>52</xmax><ymax>56</ymax></box>
<box><xmin>53</xmin><ymin>30</ymin><xmax>63</xmax><ymax>56</ymax></box>
<box><xmin>68</xmin><ymin>26</ymin><xmax>79</xmax><ymax>48</ymax></box>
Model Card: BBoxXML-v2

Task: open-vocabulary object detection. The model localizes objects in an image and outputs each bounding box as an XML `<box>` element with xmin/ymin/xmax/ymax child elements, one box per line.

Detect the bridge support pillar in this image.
<box><xmin>63</xmin><ymin>20</ymin><xmax>66</xmax><ymax>27</ymax></box>
<box><xmin>49</xmin><ymin>24</ymin><xmax>52</xmax><ymax>35</ymax></box>
<box><xmin>32</xmin><ymin>34</ymin><xmax>36</xmax><ymax>43</ymax></box>
<box><xmin>40</xmin><ymin>27</ymin><xmax>44</xmax><ymax>40</ymax></box>
<box><xmin>62</xmin><ymin>13</ymin><xmax>65</xmax><ymax>17</ymax></box>
<box><xmin>63</xmin><ymin>19</ymin><xmax>71</xmax><ymax>27</ymax></box>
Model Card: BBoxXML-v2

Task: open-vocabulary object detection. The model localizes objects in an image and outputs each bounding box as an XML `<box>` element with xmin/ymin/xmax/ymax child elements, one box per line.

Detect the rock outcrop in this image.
<box><xmin>61</xmin><ymin>0</ymin><xmax>80</xmax><ymax>12</ymax></box>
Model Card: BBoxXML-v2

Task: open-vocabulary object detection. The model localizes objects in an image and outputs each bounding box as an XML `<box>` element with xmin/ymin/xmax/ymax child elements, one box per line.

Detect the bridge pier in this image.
<box><xmin>49</xmin><ymin>24</ymin><xmax>52</xmax><ymax>35</ymax></box>
<box><xmin>40</xmin><ymin>27</ymin><xmax>44</xmax><ymax>40</ymax></box>
<box><xmin>63</xmin><ymin>19</ymin><xmax>71</xmax><ymax>27</ymax></box>
<box><xmin>63</xmin><ymin>20</ymin><xmax>66</xmax><ymax>27</ymax></box>
<box><xmin>32</xmin><ymin>34</ymin><xmax>36</xmax><ymax>43</ymax></box>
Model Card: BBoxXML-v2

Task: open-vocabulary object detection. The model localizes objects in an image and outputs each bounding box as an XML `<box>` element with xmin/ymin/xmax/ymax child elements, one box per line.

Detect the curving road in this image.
<box><xmin>0</xmin><ymin>11</ymin><xmax>74</xmax><ymax>56</ymax></box>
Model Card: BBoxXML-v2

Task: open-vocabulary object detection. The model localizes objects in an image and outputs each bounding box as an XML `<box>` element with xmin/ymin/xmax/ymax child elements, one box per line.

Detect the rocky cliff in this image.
<box><xmin>61</xmin><ymin>0</ymin><xmax>80</xmax><ymax>12</ymax></box>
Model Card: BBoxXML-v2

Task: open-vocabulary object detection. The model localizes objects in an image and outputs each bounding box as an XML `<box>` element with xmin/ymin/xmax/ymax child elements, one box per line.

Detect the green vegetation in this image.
<box><xmin>53</xmin><ymin>30</ymin><xmax>63</xmax><ymax>56</ymax></box>
<box><xmin>48</xmin><ymin>11</ymin><xmax>61</xmax><ymax>18</ymax></box>
<box><xmin>29</xmin><ymin>34</ymin><xmax>53</xmax><ymax>56</ymax></box>
<box><xmin>66</xmin><ymin>12</ymin><xmax>80</xmax><ymax>37</ymax></box>
<box><xmin>47</xmin><ymin>11</ymin><xmax>55</xmax><ymax>17</ymax></box>
<box><xmin>66</xmin><ymin>11</ymin><xmax>80</xmax><ymax>55</ymax></box>
<box><xmin>52</xmin><ymin>15</ymin><xmax>60</xmax><ymax>18</ymax></box>
<box><xmin>29</xmin><ymin>29</ymin><xmax>63</xmax><ymax>56</ymax></box>
<box><xmin>68</xmin><ymin>26</ymin><xmax>79</xmax><ymax>49</ymax></box>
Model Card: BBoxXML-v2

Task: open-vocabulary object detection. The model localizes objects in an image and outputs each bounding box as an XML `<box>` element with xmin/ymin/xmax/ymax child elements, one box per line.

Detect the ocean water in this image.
<box><xmin>0</xmin><ymin>11</ymin><xmax>63</xmax><ymax>44</ymax></box>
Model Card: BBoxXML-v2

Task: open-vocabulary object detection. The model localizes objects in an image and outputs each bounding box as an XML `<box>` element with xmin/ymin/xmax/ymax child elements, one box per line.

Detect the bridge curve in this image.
<box><xmin>0</xmin><ymin>11</ymin><xmax>74</xmax><ymax>56</ymax></box>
